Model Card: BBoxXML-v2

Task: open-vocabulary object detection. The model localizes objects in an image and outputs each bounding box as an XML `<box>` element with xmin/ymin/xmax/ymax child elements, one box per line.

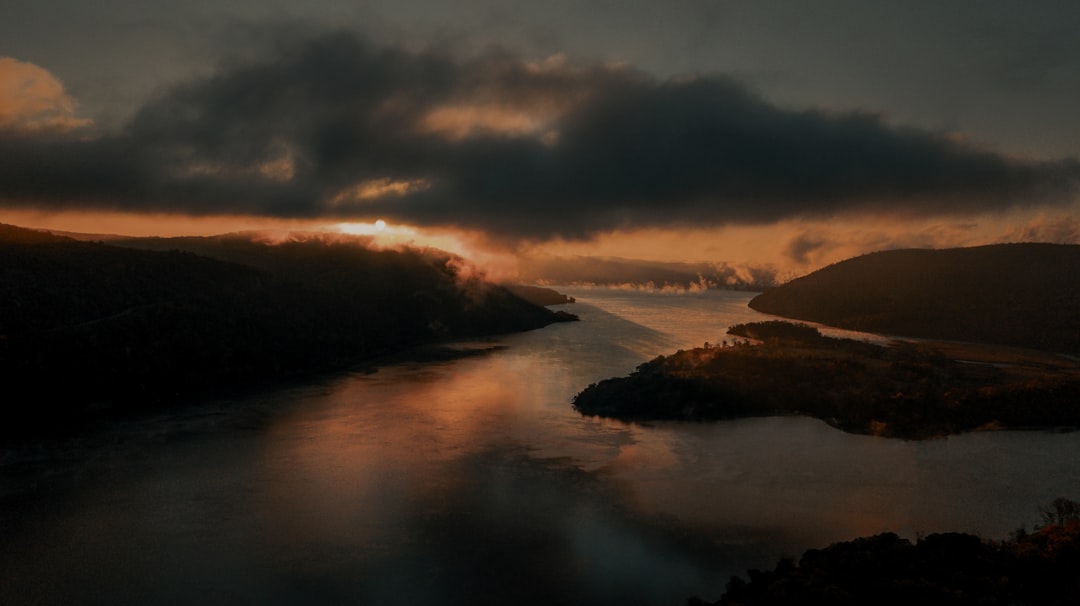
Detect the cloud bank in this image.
<box><xmin>1</xmin><ymin>32</ymin><xmax>1078</xmax><ymax>242</ymax></box>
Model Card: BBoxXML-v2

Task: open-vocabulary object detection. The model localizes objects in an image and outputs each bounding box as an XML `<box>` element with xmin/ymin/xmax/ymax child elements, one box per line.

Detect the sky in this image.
<box><xmin>2</xmin><ymin>1</ymin><xmax>1079</xmax><ymax>276</ymax></box>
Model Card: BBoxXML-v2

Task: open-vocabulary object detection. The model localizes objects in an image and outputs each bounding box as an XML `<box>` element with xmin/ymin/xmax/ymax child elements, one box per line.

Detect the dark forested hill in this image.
<box><xmin>112</xmin><ymin>231</ymin><xmax>566</xmax><ymax>338</ymax></box>
<box><xmin>0</xmin><ymin>224</ymin><xmax>564</xmax><ymax>435</ymax></box>
<box><xmin>749</xmin><ymin>244</ymin><xmax>1080</xmax><ymax>353</ymax></box>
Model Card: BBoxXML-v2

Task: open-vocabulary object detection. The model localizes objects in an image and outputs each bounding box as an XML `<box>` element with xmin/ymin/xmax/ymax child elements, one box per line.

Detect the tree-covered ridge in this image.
<box><xmin>1</xmin><ymin>224</ymin><xmax>566</xmax><ymax>436</ymax></box>
<box><xmin>693</xmin><ymin>510</ymin><xmax>1080</xmax><ymax>605</ymax></box>
<box><xmin>749</xmin><ymin>243</ymin><xmax>1080</xmax><ymax>354</ymax></box>
<box><xmin>572</xmin><ymin>321</ymin><xmax>1080</xmax><ymax>439</ymax></box>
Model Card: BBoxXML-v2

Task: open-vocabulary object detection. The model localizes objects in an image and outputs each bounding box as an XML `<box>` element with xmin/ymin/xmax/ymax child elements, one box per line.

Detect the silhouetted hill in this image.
<box><xmin>112</xmin><ymin>231</ymin><xmax>569</xmax><ymax>335</ymax></box>
<box><xmin>116</xmin><ymin>232</ymin><xmax>584</xmax><ymax>333</ymax></box>
<box><xmin>0</xmin><ymin>224</ymin><xmax>564</xmax><ymax>436</ymax></box>
<box><xmin>749</xmin><ymin>244</ymin><xmax>1080</xmax><ymax>353</ymax></box>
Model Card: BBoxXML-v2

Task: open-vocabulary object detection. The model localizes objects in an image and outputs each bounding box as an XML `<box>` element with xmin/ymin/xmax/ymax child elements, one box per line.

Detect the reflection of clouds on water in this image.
<box><xmin>368</xmin><ymin>447</ymin><xmax>756</xmax><ymax>605</ymax></box>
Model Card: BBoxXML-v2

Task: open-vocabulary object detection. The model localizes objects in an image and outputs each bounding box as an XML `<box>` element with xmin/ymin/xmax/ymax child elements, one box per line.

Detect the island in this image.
<box><xmin>572</xmin><ymin>321</ymin><xmax>1080</xmax><ymax>439</ymax></box>
<box><xmin>0</xmin><ymin>223</ymin><xmax>573</xmax><ymax>438</ymax></box>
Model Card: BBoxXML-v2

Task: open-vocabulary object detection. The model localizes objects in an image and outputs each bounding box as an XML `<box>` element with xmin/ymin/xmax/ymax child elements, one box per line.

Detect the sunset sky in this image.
<box><xmin>2</xmin><ymin>1</ymin><xmax>1078</xmax><ymax>276</ymax></box>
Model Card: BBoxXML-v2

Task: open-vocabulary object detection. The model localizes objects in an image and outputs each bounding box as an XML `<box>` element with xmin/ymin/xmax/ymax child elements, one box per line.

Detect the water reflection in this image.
<box><xmin>3</xmin><ymin>288</ymin><xmax>1080</xmax><ymax>605</ymax></box>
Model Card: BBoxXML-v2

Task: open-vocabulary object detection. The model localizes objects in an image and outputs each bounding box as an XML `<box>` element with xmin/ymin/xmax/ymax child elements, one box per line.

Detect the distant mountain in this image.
<box><xmin>517</xmin><ymin>255</ymin><xmax>779</xmax><ymax>291</ymax></box>
<box><xmin>0</xmin><ymin>224</ymin><xmax>566</xmax><ymax>435</ymax></box>
<box><xmin>748</xmin><ymin>243</ymin><xmax>1080</xmax><ymax>353</ymax></box>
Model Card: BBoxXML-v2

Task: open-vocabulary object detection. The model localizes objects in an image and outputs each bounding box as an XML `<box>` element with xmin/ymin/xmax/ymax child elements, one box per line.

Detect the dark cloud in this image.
<box><xmin>1</xmin><ymin>31</ymin><xmax>1077</xmax><ymax>241</ymax></box>
<box><xmin>784</xmin><ymin>233</ymin><xmax>829</xmax><ymax>265</ymax></box>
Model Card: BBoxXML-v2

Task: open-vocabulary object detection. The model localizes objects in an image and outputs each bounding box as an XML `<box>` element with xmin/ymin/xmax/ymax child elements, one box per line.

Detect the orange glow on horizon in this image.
<box><xmin>524</xmin><ymin>205</ymin><xmax>1080</xmax><ymax>276</ymax></box>
<box><xmin>4</xmin><ymin>202</ymin><xmax>1077</xmax><ymax>283</ymax></box>
<box><xmin>0</xmin><ymin>209</ymin><xmax>330</xmax><ymax>238</ymax></box>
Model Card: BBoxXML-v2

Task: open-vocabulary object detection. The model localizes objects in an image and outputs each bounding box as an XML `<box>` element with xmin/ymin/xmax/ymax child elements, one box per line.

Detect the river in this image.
<box><xmin>3</xmin><ymin>287</ymin><xmax>1079</xmax><ymax>605</ymax></box>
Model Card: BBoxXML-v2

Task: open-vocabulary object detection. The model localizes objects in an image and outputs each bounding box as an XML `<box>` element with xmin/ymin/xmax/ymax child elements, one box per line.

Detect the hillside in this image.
<box><xmin>749</xmin><ymin>244</ymin><xmax>1080</xmax><ymax>353</ymax></box>
<box><xmin>0</xmin><ymin>224</ymin><xmax>566</xmax><ymax>435</ymax></box>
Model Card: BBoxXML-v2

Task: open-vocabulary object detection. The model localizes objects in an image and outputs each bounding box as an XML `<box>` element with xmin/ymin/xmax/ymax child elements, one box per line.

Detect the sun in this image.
<box><xmin>335</xmin><ymin>220</ymin><xmax>389</xmax><ymax>235</ymax></box>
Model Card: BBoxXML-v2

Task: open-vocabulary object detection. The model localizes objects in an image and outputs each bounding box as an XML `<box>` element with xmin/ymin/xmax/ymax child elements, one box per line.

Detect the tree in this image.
<box><xmin>1039</xmin><ymin>497</ymin><xmax>1080</xmax><ymax>528</ymax></box>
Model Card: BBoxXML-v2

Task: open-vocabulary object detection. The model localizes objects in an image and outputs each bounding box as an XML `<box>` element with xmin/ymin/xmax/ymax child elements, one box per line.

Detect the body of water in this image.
<box><xmin>3</xmin><ymin>288</ymin><xmax>1079</xmax><ymax>605</ymax></box>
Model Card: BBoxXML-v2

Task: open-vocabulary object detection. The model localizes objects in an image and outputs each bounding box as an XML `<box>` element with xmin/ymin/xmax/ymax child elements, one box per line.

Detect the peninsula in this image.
<box><xmin>573</xmin><ymin>321</ymin><xmax>1080</xmax><ymax>439</ymax></box>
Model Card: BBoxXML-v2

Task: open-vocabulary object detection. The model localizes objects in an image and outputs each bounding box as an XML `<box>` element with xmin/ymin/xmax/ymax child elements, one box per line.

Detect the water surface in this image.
<box><xmin>3</xmin><ymin>288</ymin><xmax>1079</xmax><ymax>605</ymax></box>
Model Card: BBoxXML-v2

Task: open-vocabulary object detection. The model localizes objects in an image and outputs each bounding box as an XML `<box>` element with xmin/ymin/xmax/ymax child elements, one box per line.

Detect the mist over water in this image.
<box><xmin>3</xmin><ymin>288</ymin><xmax>1080</xmax><ymax>605</ymax></box>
